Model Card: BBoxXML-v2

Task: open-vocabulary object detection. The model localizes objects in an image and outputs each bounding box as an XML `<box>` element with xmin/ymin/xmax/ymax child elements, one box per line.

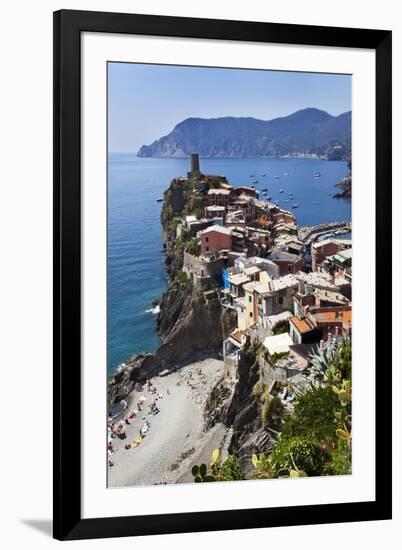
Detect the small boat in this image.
<box><xmin>292</xmin><ymin>203</ymin><xmax>299</xmax><ymax>209</ymax></box>
<box><xmin>283</xmin><ymin>172</ymin><xmax>289</xmax><ymax>176</ymax></box>
<box><xmin>267</xmin><ymin>196</ymin><xmax>272</xmax><ymax>200</ymax></box>
<box><xmin>156</xmin><ymin>198</ymin><xmax>163</xmax><ymax>202</ymax></box>
<box><xmin>262</xmin><ymin>188</ymin><xmax>268</xmax><ymax>192</ymax></box>
<box><xmin>279</xmin><ymin>189</ymin><xmax>284</xmax><ymax>193</ymax></box>
<box><xmin>250</xmin><ymin>174</ymin><xmax>255</xmax><ymax>177</ymax></box>
<box><xmin>313</xmin><ymin>172</ymin><xmax>321</xmax><ymax>178</ymax></box>
<box><xmin>274</xmin><ymin>175</ymin><xmax>280</xmax><ymax>179</ymax></box>
<box><xmin>284</xmin><ymin>200</ymin><xmax>289</xmax><ymax>203</ymax></box>
<box><xmin>252</xmin><ymin>180</ymin><xmax>258</xmax><ymax>184</ymax></box>
<box><xmin>313</xmin><ymin>201</ymin><xmax>319</xmax><ymax>205</ymax></box>
<box><xmin>261</xmin><ymin>173</ymin><xmax>266</xmax><ymax>177</ymax></box>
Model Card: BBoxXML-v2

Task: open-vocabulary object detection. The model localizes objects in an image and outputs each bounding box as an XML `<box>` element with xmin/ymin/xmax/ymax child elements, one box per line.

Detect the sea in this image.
<box><xmin>108</xmin><ymin>154</ymin><xmax>351</xmax><ymax>376</ymax></box>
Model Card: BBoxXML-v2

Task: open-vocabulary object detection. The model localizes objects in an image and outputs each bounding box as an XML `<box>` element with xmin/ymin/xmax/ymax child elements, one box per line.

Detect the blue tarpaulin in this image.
<box><xmin>222</xmin><ymin>268</ymin><xmax>229</xmax><ymax>289</ymax></box>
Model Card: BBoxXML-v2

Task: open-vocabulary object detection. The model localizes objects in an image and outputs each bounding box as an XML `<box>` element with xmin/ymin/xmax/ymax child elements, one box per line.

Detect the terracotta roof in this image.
<box><xmin>313</xmin><ymin>309</ymin><xmax>352</xmax><ymax>326</ymax></box>
<box><xmin>231</xmin><ymin>329</ymin><xmax>242</xmax><ymax>343</ymax></box>
<box><xmin>255</xmin><ymin>217</ymin><xmax>271</xmax><ymax>227</ymax></box>
<box><xmin>289</xmin><ymin>316</ymin><xmax>314</xmax><ymax>334</ymax></box>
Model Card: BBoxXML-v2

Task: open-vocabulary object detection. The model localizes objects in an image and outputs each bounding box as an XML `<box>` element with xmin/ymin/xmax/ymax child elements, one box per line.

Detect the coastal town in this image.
<box><xmin>108</xmin><ymin>153</ymin><xmax>352</xmax><ymax>485</ymax></box>
<box><xmin>176</xmin><ymin>154</ymin><xmax>351</xmax><ymax>377</ymax></box>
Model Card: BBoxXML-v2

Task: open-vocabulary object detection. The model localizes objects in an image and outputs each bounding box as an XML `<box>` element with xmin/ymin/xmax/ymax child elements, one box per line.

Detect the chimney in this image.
<box><xmin>319</xmin><ymin>339</ymin><xmax>324</xmax><ymax>350</ymax></box>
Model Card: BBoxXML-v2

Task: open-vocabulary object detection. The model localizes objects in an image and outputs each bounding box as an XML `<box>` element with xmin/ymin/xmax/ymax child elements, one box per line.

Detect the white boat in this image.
<box><xmin>292</xmin><ymin>203</ymin><xmax>299</xmax><ymax>209</ymax></box>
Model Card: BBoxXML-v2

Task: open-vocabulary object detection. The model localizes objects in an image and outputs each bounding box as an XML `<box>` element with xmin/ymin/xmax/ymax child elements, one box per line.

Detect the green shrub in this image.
<box><xmin>186</xmin><ymin>239</ymin><xmax>201</xmax><ymax>257</ymax></box>
<box><xmin>213</xmin><ymin>455</ymin><xmax>245</xmax><ymax>481</ymax></box>
<box><xmin>271</xmin><ymin>436</ymin><xmax>331</xmax><ymax>477</ymax></box>
<box><xmin>176</xmin><ymin>271</ymin><xmax>192</xmax><ymax>290</ymax></box>
<box><xmin>282</xmin><ymin>386</ymin><xmax>341</xmax><ymax>444</ymax></box>
<box><xmin>191</xmin><ymin>450</ymin><xmax>245</xmax><ymax>483</ymax></box>
<box><xmin>325</xmin><ymin>439</ymin><xmax>352</xmax><ymax>476</ymax></box>
<box><xmin>261</xmin><ymin>391</ymin><xmax>283</xmax><ymax>425</ymax></box>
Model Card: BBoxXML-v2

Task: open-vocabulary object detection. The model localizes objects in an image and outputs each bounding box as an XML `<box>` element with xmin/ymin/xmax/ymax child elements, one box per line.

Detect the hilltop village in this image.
<box><xmin>166</xmin><ymin>154</ymin><xmax>352</xmax><ymax>376</ymax></box>
<box><xmin>108</xmin><ymin>153</ymin><xmax>352</xmax><ymax>484</ymax></box>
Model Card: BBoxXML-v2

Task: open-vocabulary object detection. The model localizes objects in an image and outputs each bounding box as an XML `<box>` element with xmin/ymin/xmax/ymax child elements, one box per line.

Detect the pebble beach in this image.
<box><xmin>108</xmin><ymin>358</ymin><xmax>230</xmax><ymax>488</ymax></box>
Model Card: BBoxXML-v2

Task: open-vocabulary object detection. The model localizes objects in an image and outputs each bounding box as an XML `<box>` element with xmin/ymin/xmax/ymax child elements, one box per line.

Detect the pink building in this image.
<box><xmin>312</xmin><ymin>239</ymin><xmax>344</xmax><ymax>271</ymax></box>
<box><xmin>200</xmin><ymin>226</ymin><xmax>232</xmax><ymax>256</ymax></box>
<box><xmin>269</xmin><ymin>250</ymin><xmax>304</xmax><ymax>275</ymax></box>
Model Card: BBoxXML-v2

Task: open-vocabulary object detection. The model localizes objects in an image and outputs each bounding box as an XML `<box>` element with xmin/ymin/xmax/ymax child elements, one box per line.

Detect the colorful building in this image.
<box><xmin>200</xmin><ymin>225</ymin><xmax>232</xmax><ymax>256</ymax></box>
<box><xmin>207</xmin><ymin>188</ymin><xmax>231</xmax><ymax>208</ymax></box>
<box><xmin>269</xmin><ymin>249</ymin><xmax>304</xmax><ymax>275</ymax></box>
<box><xmin>311</xmin><ymin>239</ymin><xmax>351</xmax><ymax>271</ymax></box>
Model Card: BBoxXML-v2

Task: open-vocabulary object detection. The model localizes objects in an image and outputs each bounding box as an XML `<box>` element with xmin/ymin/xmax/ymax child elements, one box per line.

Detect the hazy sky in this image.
<box><xmin>108</xmin><ymin>62</ymin><xmax>351</xmax><ymax>153</ymax></box>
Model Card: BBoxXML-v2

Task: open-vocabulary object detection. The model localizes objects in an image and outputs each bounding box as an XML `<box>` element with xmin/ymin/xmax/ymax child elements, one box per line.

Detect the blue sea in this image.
<box><xmin>108</xmin><ymin>154</ymin><xmax>351</xmax><ymax>375</ymax></box>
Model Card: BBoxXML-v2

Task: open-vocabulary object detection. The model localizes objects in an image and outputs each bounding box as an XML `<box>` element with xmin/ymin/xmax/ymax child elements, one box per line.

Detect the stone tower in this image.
<box><xmin>190</xmin><ymin>153</ymin><xmax>200</xmax><ymax>174</ymax></box>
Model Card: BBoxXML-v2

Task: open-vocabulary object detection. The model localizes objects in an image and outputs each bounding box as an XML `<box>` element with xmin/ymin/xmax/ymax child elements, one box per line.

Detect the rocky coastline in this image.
<box><xmin>108</xmin><ymin>177</ymin><xmax>236</xmax><ymax>405</ymax></box>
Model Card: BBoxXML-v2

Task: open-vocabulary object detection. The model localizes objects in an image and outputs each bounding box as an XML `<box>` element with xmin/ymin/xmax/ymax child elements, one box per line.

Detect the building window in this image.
<box><xmin>278</xmin><ymin>296</ymin><xmax>284</xmax><ymax>305</ymax></box>
<box><xmin>205</xmin><ymin>236</ymin><xmax>209</xmax><ymax>242</ymax></box>
<box><xmin>288</xmin><ymin>264</ymin><xmax>292</xmax><ymax>272</ymax></box>
<box><xmin>248</xmin><ymin>296</ymin><xmax>252</xmax><ymax>303</ymax></box>
<box><xmin>206</xmin><ymin>246</ymin><xmax>209</xmax><ymax>252</ymax></box>
<box><xmin>249</xmin><ymin>312</ymin><xmax>253</xmax><ymax>318</ymax></box>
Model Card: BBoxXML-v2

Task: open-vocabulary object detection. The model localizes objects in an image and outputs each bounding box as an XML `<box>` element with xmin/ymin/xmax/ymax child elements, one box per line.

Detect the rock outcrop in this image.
<box><xmin>108</xmin><ymin>177</ymin><xmax>236</xmax><ymax>404</ymax></box>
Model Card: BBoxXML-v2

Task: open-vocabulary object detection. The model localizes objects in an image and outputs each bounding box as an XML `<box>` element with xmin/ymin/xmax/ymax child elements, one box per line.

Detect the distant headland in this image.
<box><xmin>137</xmin><ymin>108</ymin><xmax>351</xmax><ymax>161</ymax></box>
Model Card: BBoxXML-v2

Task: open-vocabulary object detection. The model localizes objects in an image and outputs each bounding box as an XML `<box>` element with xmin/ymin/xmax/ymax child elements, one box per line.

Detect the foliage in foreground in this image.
<box><xmin>191</xmin><ymin>338</ymin><xmax>352</xmax><ymax>482</ymax></box>
<box><xmin>191</xmin><ymin>449</ymin><xmax>245</xmax><ymax>482</ymax></box>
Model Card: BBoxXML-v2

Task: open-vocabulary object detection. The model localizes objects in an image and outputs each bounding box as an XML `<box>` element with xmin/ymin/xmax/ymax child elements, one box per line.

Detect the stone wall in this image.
<box><xmin>183</xmin><ymin>251</ymin><xmax>227</xmax><ymax>286</ymax></box>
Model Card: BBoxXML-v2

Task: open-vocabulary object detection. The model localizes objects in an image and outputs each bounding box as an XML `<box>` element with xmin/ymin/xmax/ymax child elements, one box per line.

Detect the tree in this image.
<box><xmin>282</xmin><ymin>386</ymin><xmax>341</xmax><ymax>444</ymax></box>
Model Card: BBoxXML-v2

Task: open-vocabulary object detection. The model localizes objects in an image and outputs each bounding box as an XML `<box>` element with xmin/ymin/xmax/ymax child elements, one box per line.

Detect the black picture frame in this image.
<box><xmin>53</xmin><ymin>9</ymin><xmax>392</xmax><ymax>541</ymax></box>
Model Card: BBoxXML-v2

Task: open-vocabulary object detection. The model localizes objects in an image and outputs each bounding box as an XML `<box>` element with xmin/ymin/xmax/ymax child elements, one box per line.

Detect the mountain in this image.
<box><xmin>137</xmin><ymin>108</ymin><xmax>351</xmax><ymax>160</ymax></box>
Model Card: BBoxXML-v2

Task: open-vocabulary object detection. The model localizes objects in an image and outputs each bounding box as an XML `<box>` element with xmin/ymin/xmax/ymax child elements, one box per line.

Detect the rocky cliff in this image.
<box><xmin>108</xmin><ymin>177</ymin><xmax>236</xmax><ymax>404</ymax></box>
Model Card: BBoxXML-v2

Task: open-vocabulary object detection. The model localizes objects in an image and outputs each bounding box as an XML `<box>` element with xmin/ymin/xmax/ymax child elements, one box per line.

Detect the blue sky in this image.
<box><xmin>108</xmin><ymin>62</ymin><xmax>351</xmax><ymax>153</ymax></box>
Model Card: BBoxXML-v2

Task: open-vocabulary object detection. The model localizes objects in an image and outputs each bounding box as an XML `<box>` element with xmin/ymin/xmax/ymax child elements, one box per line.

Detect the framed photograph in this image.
<box><xmin>53</xmin><ymin>9</ymin><xmax>392</xmax><ymax>541</ymax></box>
